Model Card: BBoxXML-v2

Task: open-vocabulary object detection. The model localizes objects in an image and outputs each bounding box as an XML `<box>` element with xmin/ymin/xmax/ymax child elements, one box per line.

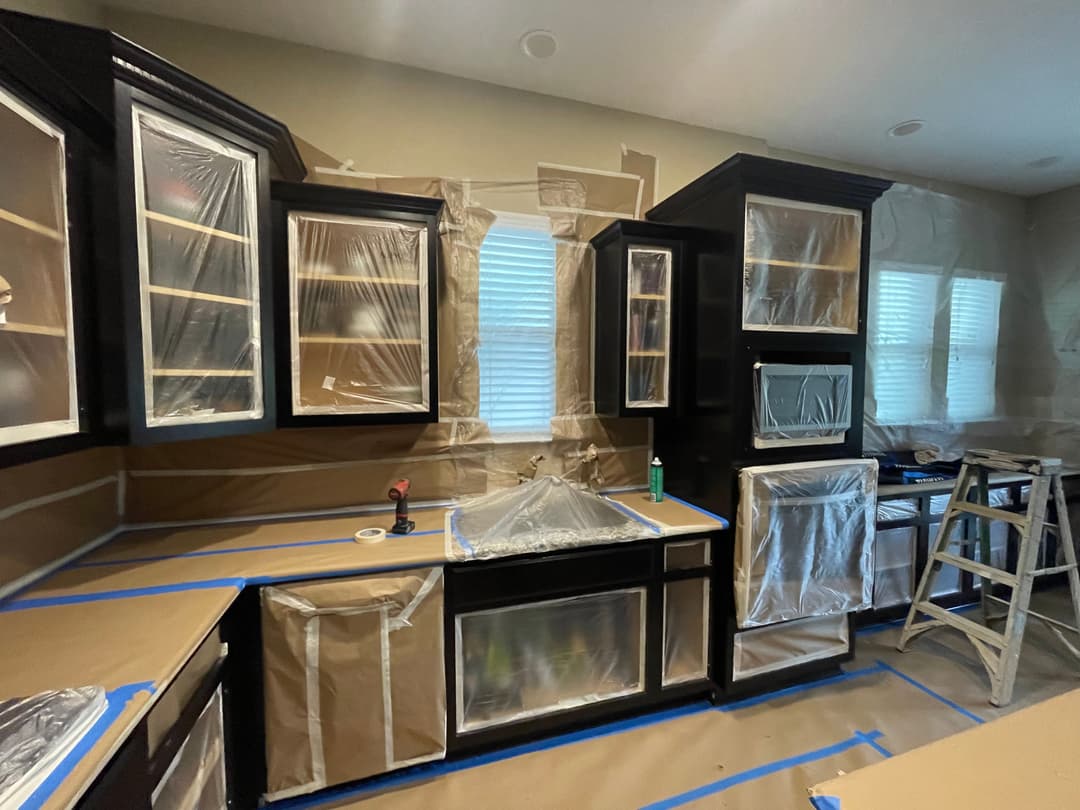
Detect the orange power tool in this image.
<box><xmin>388</xmin><ymin>479</ymin><xmax>415</xmax><ymax>535</ymax></box>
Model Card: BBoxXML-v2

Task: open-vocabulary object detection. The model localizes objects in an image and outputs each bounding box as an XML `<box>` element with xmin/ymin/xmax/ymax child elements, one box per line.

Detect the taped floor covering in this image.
<box><xmin>299</xmin><ymin>590</ymin><xmax>1080</xmax><ymax>810</ymax></box>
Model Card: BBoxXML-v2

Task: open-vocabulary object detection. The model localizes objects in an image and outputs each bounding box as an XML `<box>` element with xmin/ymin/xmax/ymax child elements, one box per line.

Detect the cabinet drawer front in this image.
<box><xmin>664</xmin><ymin>538</ymin><xmax>711</xmax><ymax>571</ymax></box>
<box><xmin>449</xmin><ymin>544</ymin><xmax>653</xmax><ymax>610</ymax></box>
<box><xmin>732</xmin><ymin>613</ymin><xmax>849</xmax><ymax>682</ymax></box>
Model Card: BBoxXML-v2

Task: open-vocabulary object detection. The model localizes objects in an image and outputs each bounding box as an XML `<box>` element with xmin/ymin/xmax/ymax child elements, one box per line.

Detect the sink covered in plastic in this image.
<box><xmin>448</xmin><ymin>476</ymin><xmax>651</xmax><ymax>559</ymax></box>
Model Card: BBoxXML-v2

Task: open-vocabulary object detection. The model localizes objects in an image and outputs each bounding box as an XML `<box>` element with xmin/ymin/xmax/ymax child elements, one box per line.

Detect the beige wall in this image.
<box><xmin>1</xmin><ymin>0</ymin><xmax>102</xmax><ymax>26</ymax></box>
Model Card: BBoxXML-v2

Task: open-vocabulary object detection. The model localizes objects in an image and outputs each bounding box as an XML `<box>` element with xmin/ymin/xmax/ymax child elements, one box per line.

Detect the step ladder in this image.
<box><xmin>897</xmin><ymin>449</ymin><xmax>1080</xmax><ymax>706</ymax></box>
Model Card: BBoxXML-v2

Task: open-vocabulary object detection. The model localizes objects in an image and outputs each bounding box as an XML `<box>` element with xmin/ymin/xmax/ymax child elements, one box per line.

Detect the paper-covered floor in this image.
<box><xmin>288</xmin><ymin>590</ymin><xmax>1080</xmax><ymax>810</ymax></box>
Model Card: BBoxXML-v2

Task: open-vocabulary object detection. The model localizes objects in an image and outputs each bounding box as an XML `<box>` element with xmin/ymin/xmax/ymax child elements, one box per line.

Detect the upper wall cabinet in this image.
<box><xmin>592</xmin><ymin>220</ymin><xmax>690</xmax><ymax>417</ymax></box>
<box><xmin>271</xmin><ymin>182</ymin><xmax>442</xmax><ymax>425</ymax></box>
<box><xmin>0</xmin><ymin>23</ymin><xmax>102</xmax><ymax>466</ymax></box>
<box><xmin>0</xmin><ymin>10</ymin><xmax>306</xmax><ymax>445</ymax></box>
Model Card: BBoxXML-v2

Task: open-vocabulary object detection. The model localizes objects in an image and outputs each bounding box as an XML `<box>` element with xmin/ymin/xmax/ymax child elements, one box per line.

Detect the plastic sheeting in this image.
<box><xmin>0</xmin><ymin>686</ymin><xmax>106</xmax><ymax>807</ymax></box>
<box><xmin>742</xmin><ymin>194</ymin><xmax>862</xmax><ymax>333</ymax></box>
<box><xmin>732</xmin><ymin>613</ymin><xmax>849</xmax><ymax>682</ymax></box>
<box><xmin>261</xmin><ymin>569</ymin><xmax>445</xmax><ymax>801</ymax></box>
<box><xmin>455</xmin><ymin>588</ymin><xmax>646</xmax><ymax>732</ymax></box>
<box><xmin>873</xmin><ymin>525</ymin><xmax>916</xmax><ymax>609</ymax></box>
<box><xmin>131</xmin><ymin>104</ymin><xmax>262</xmax><ymax>426</ymax></box>
<box><xmin>735</xmin><ymin>459</ymin><xmax>877</xmax><ymax>628</ymax></box>
<box><xmin>286</xmin><ymin>211</ymin><xmax>430</xmax><ymax>414</ymax></box>
<box><xmin>753</xmin><ymin>363</ymin><xmax>852</xmax><ymax>448</ymax></box>
<box><xmin>663</xmin><ymin>578</ymin><xmax>710</xmax><ymax>685</ymax></box>
<box><xmin>0</xmin><ymin>85</ymin><xmax>78</xmax><ymax>448</ymax></box>
<box><xmin>151</xmin><ymin>686</ymin><xmax>227</xmax><ymax>810</ymax></box>
<box><xmin>625</xmin><ymin>247</ymin><xmax>672</xmax><ymax>408</ymax></box>
<box><xmin>448</xmin><ymin>475</ymin><xmax>651</xmax><ymax>560</ymax></box>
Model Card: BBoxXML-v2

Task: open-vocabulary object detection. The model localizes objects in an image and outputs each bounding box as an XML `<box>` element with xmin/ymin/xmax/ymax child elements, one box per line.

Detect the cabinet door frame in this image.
<box><xmin>0</xmin><ymin>48</ymin><xmax>98</xmax><ymax>468</ymax></box>
<box><xmin>270</xmin><ymin>181</ymin><xmax>442</xmax><ymax>426</ymax></box>
<box><xmin>112</xmin><ymin>83</ymin><xmax>276</xmax><ymax>445</ymax></box>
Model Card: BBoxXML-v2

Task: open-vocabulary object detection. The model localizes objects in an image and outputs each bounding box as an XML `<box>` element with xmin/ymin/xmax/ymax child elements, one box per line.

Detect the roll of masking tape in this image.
<box><xmin>354</xmin><ymin>527</ymin><xmax>387</xmax><ymax>545</ymax></box>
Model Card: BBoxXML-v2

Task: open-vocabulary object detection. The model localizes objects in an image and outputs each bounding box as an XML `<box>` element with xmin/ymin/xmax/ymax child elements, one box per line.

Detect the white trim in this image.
<box><xmin>313</xmin><ymin>166</ymin><xmax>403</xmax><ymax>179</ymax></box>
<box><xmin>0</xmin><ymin>525</ymin><xmax>120</xmax><ymax>603</ymax></box>
<box><xmin>380</xmin><ymin>608</ymin><xmax>394</xmax><ymax>767</ymax></box>
<box><xmin>745</xmin><ymin>193</ymin><xmax>861</xmax><ymax>218</ymax></box>
<box><xmin>305</xmin><ymin>616</ymin><xmax>326</xmax><ymax>789</ymax></box>
<box><xmin>390</xmin><ymin>568</ymin><xmax>442</xmax><ymax>630</ymax></box>
<box><xmin>537</xmin><ymin>162</ymin><xmax>644</xmax><ymax>181</ymax></box>
<box><xmin>0</xmin><ymin>420</ymin><xmax>80</xmax><ymax>447</ymax></box>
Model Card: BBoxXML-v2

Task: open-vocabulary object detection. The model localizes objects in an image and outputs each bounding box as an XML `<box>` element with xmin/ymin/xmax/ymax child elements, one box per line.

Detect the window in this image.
<box><xmin>478</xmin><ymin>214</ymin><xmax>556</xmax><ymax>439</ymax></box>
<box><xmin>869</xmin><ymin>263</ymin><xmax>1003</xmax><ymax>424</ymax></box>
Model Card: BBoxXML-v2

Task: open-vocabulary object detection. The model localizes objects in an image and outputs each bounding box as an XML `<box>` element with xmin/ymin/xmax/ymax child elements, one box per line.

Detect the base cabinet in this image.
<box><xmin>259</xmin><ymin>569</ymin><xmax>446</xmax><ymax>802</ymax></box>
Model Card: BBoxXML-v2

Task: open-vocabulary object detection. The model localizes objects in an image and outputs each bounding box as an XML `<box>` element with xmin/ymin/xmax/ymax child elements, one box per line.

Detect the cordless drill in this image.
<box><xmin>388</xmin><ymin>479</ymin><xmax>415</xmax><ymax>535</ymax></box>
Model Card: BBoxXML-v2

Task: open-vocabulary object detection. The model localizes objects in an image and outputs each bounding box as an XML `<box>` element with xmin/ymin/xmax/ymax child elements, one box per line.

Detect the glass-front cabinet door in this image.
<box><xmin>287</xmin><ymin>212</ymin><xmax>430</xmax><ymax>415</ymax></box>
<box><xmin>742</xmin><ymin>194</ymin><xmax>862</xmax><ymax>333</ymax></box>
<box><xmin>625</xmin><ymin>246</ymin><xmax>672</xmax><ymax>409</ymax></box>
<box><xmin>131</xmin><ymin>105</ymin><xmax>264</xmax><ymax>429</ymax></box>
<box><xmin>0</xmin><ymin>85</ymin><xmax>78</xmax><ymax>449</ymax></box>
<box><xmin>272</xmin><ymin>182</ymin><xmax>441</xmax><ymax>425</ymax></box>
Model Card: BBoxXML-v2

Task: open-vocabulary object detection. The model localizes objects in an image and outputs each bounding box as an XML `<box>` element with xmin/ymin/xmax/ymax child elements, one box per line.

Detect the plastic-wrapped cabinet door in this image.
<box><xmin>735</xmin><ymin>459</ymin><xmax>877</xmax><ymax>627</ymax></box>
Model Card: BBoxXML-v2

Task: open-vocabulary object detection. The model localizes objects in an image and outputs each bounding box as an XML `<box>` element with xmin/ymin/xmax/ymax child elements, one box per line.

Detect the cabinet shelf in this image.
<box><xmin>144</xmin><ymin>210</ymin><xmax>250</xmax><ymax>243</ymax></box>
<box><xmin>297</xmin><ymin>272</ymin><xmax>419</xmax><ymax>287</ymax></box>
<box><xmin>628</xmin><ymin>350</ymin><xmax>666</xmax><ymax>357</ymax></box>
<box><xmin>0</xmin><ymin>321</ymin><xmax>66</xmax><ymax>337</ymax></box>
<box><xmin>299</xmin><ymin>336</ymin><xmax>422</xmax><ymax>346</ymax></box>
<box><xmin>152</xmin><ymin>368</ymin><xmax>255</xmax><ymax>377</ymax></box>
<box><xmin>0</xmin><ymin>206</ymin><xmax>63</xmax><ymax>242</ymax></box>
<box><xmin>147</xmin><ymin>284</ymin><xmax>253</xmax><ymax>307</ymax></box>
<box><xmin>744</xmin><ymin>257</ymin><xmax>856</xmax><ymax>272</ymax></box>
<box><xmin>630</xmin><ymin>293</ymin><xmax>667</xmax><ymax>301</ymax></box>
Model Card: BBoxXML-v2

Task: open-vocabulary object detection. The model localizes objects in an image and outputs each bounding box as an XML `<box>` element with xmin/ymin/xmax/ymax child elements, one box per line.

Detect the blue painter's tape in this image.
<box><xmin>660</xmin><ymin>493</ymin><xmax>729</xmax><ymax>529</ymax></box>
<box><xmin>72</xmin><ymin>528</ymin><xmax>447</xmax><ymax>569</ymax></box>
<box><xmin>875</xmin><ymin>660</ymin><xmax>984</xmax><ymax>725</ymax></box>
<box><xmin>448</xmin><ymin>509</ymin><xmax>475</xmax><ymax>558</ymax></box>
<box><xmin>265</xmin><ymin>700</ymin><xmax>715</xmax><ymax>810</ymax></box>
<box><xmin>809</xmin><ymin>796</ymin><xmax>843</xmax><ymax>810</ymax></box>
<box><xmin>639</xmin><ymin>730</ymin><xmax>885</xmax><ymax>810</ymax></box>
<box><xmin>853</xmin><ymin>729</ymin><xmax>893</xmax><ymax>759</ymax></box>
<box><xmin>21</xmin><ymin>680</ymin><xmax>156</xmax><ymax>810</ymax></box>
<box><xmin>719</xmin><ymin>662</ymin><xmax>887</xmax><ymax>712</ymax></box>
<box><xmin>606</xmin><ymin>499</ymin><xmax>662</xmax><ymax>534</ymax></box>
<box><xmin>0</xmin><ymin>578</ymin><xmax>246</xmax><ymax>613</ymax></box>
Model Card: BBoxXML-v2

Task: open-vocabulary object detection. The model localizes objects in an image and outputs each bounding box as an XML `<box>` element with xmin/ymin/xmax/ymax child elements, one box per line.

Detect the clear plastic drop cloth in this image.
<box><xmin>151</xmin><ymin>686</ymin><xmax>227</xmax><ymax>810</ymax></box>
<box><xmin>663</xmin><ymin>578</ymin><xmax>710</xmax><ymax>685</ymax></box>
<box><xmin>448</xmin><ymin>475</ymin><xmax>651</xmax><ymax>560</ymax></box>
<box><xmin>131</xmin><ymin>105</ymin><xmax>262</xmax><ymax>426</ymax></box>
<box><xmin>742</xmin><ymin>194</ymin><xmax>862</xmax><ymax>333</ymax></box>
<box><xmin>753</xmin><ymin>363</ymin><xmax>852</xmax><ymax>448</ymax></box>
<box><xmin>287</xmin><ymin>211</ymin><xmax>429</xmax><ymax>415</ymax></box>
<box><xmin>456</xmin><ymin>588</ymin><xmax>646</xmax><ymax>733</ymax></box>
<box><xmin>0</xmin><ymin>85</ymin><xmax>78</xmax><ymax>447</ymax></box>
<box><xmin>0</xmin><ymin>686</ymin><xmax>106</xmax><ymax>808</ymax></box>
<box><xmin>732</xmin><ymin>613</ymin><xmax>849</xmax><ymax>682</ymax></box>
<box><xmin>876</xmin><ymin>497</ymin><xmax>919</xmax><ymax>522</ymax></box>
<box><xmin>735</xmin><ymin>459</ymin><xmax>877</xmax><ymax>628</ymax></box>
<box><xmin>873</xmin><ymin>525</ymin><xmax>916</xmax><ymax>608</ymax></box>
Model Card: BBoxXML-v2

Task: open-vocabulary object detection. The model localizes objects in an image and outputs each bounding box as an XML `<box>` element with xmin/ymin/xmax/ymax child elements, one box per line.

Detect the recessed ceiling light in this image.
<box><xmin>1027</xmin><ymin>155</ymin><xmax>1061</xmax><ymax>169</ymax></box>
<box><xmin>520</xmin><ymin>29</ymin><xmax>558</xmax><ymax>60</ymax></box>
<box><xmin>888</xmin><ymin>120</ymin><xmax>925</xmax><ymax>137</ymax></box>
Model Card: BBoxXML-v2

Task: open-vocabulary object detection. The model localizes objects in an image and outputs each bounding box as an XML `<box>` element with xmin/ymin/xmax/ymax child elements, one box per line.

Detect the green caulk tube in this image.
<box><xmin>650</xmin><ymin>456</ymin><xmax>664</xmax><ymax>503</ymax></box>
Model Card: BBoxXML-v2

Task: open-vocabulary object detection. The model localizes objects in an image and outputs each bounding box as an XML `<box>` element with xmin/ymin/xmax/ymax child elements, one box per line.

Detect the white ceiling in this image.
<box><xmin>105</xmin><ymin>0</ymin><xmax>1080</xmax><ymax>196</ymax></box>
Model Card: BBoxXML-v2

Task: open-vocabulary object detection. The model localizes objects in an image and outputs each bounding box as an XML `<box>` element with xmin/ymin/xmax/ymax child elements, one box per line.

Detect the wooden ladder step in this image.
<box><xmin>950</xmin><ymin>501</ymin><xmax>1029</xmax><ymax>526</ymax></box>
<box><xmin>1033</xmin><ymin>563</ymin><xmax>1079</xmax><ymax>577</ymax></box>
<box><xmin>932</xmin><ymin>551</ymin><xmax>1018</xmax><ymax>586</ymax></box>
<box><xmin>914</xmin><ymin>600</ymin><xmax>1008</xmax><ymax>649</ymax></box>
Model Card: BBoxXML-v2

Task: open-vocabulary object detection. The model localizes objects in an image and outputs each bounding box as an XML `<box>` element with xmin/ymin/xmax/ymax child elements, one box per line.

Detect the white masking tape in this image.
<box><xmin>355</xmin><ymin>528</ymin><xmax>387</xmax><ymax>545</ymax></box>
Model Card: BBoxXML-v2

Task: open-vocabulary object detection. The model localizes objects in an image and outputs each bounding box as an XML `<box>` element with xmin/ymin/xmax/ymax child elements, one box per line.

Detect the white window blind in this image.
<box><xmin>869</xmin><ymin>262</ymin><xmax>1004</xmax><ymax>425</ymax></box>
<box><xmin>869</xmin><ymin>267</ymin><xmax>937</xmax><ymax>424</ymax></box>
<box><xmin>946</xmin><ymin>277</ymin><xmax>1003</xmax><ymax>420</ymax></box>
<box><xmin>478</xmin><ymin>215</ymin><xmax>556</xmax><ymax>438</ymax></box>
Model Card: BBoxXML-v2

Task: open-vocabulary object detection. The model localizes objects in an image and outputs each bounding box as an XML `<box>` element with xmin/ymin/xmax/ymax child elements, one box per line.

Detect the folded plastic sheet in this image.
<box><xmin>131</xmin><ymin>105</ymin><xmax>262</xmax><ymax>425</ymax></box>
<box><xmin>286</xmin><ymin>211</ymin><xmax>430</xmax><ymax>414</ymax></box>
<box><xmin>261</xmin><ymin>568</ymin><xmax>445</xmax><ymax>801</ymax></box>
<box><xmin>448</xmin><ymin>475</ymin><xmax>650</xmax><ymax>560</ymax></box>
<box><xmin>735</xmin><ymin>459</ymin><xmax>877</xmax><ymax>627</ymax></box>
<box><xmin>0</xmin><ymin>686</ymin><xmax>106</xmax><ymax>807</ymax></box>
<box><xmin>0</xmin><ymin>85</ymin><xmax>78</xmax><ymax>447</ymax></box>
<box><xmin>742</xmin><ymin>194</ymin><xmax>862</xmax><ymax>333</ymax></box>
<box><xmin>753</xmin><ymin>363</ymin><xmax>853</xmax><ymax>448</ymax></box>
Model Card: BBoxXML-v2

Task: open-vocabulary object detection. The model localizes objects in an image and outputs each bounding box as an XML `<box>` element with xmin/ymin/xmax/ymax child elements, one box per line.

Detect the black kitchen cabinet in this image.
<box><xmin>0</xmin><ymin>10</ymin><xmax>305</xmax><ymax>446</ymax></box>
<box><xmin>592</xmin><ymin>220</ymin><xmax>695</xmax><ymax>416</ymax></box>
<box><xmin>0</xmin><ymin>23</ymin><xmax>104</xmax><ymax>467</ymax></box>
<box><xmin>271</xmin><ymin>182</ymin><xmax>442</xmax><ymax>425</ymax></box>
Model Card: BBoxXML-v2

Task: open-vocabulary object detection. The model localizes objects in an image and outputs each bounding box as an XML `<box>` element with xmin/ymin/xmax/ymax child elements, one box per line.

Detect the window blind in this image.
<box><xmin>869</xmin><ymin>267</ymin><xmax>938</xmax><ymax>424</ymax></box>
<box><xmin>478</xmin><ymin>218</ymin><xmax>556</xmax><ymax>438</ymax></box>
<box><xmin>946</xmin><ymin>276</ymin><xmax>1003</xmax><ymax>420</ymax></box>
